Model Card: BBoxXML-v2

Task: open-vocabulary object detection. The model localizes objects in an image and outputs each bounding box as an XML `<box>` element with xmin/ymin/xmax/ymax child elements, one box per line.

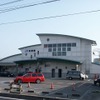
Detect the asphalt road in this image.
<box><xmin>0</xmin><ymin>77</ymin><xmax>100</xmax><ymax>100</ymax></box>
<box><xmin>0</xmin><ymin>96</ymin><xmax>26</xmax><ymax>100</ymax></box>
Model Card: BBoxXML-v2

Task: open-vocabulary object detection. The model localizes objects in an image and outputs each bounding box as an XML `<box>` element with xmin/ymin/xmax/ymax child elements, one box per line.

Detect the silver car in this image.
<box><xmin>66</xmin><ymin>70</ymin><xmax>86</xmax><ymax>80</ymax></box>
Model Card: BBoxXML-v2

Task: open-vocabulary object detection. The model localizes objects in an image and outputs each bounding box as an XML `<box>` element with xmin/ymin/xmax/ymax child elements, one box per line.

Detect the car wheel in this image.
<box><xmin>17</xmin><ymin>79</ymin><xmax>22</xmax><ymax>84</ymax></box>
<box><xmin>36</xmin><ymin>79</ymin><xmax>41</xmax><ymax>84</ymax></box>
<box><xmin>81</xmin><ymin>77</ymin><xmax>84</xmax><ymax>80</ymax></box>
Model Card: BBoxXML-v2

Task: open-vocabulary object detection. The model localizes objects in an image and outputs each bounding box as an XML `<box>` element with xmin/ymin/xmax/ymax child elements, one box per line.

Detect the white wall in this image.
<box><xmin>18</xmin><ymin>34</ymin><xmax>95</xmax><ymax>74</ymax></box>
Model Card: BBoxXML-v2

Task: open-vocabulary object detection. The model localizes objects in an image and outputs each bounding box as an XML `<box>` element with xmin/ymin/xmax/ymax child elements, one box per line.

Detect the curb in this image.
<box><xmin>0</xmin><ymin>92</ymin><xmax>69</xmax><ymax>100</ymax></box>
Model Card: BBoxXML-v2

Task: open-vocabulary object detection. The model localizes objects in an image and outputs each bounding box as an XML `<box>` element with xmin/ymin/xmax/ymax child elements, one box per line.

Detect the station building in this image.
<box><xmin>0</xmin><ymin>34</ymin><xmax>96</xmax><ymax>78</ymax></box>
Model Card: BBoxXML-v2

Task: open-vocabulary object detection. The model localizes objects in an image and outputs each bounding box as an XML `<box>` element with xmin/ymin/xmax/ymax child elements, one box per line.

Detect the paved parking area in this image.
<box><xmin>0</xmin><ymin>77</ymin><xmax>100</xmax><ymax>100</ymax></box>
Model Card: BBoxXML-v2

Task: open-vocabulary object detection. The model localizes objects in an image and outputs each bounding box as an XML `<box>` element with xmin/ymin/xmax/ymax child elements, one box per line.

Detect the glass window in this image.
<box><xmin>58</xmin><ymin>44</ymin><xmax>61</xmax><ymax>47</ymax></box>
<box><xmin>62</xmin><ymin>52</ymin><xmax>66</xmax><ymax>56</ymax></box>
<box><xmin>37</xmin><ymin>73</ymin><xmax>42</xmax><ymax>76</ymax></box>
<box><xmin>34</xmin><ymin>50</ymin><xmax>36</xmax><ymax>52</ymax></box>
<box><xmin>53</xmin><ymin>48</ymin><xmax>56</xmax><ymax>52</ymax></box>
<box><xmin>52</xmin><ymin>52</ymin><xmax>56</xmax><ymax>56</ymax></box>
<box><xmin>32</xmin><ymin>73</ymin><xmax>37</xmax><ymax>77</ymax></box>
<box><xmin>37</xmin><ymin>51</ymin><xmax>39</xmax><ymax>54</ymax></box>
<box><xmin>34</xmin><ymin>53</ymin><xmax>36</xmax><ymax>57</ymax></box>
<box><xmin>24</xmin><ymin>73</ymin><xmax>31</xmax><ymax>77</ymax></box>
<box><xmin>25</xmin><ymin>53</ymin><xmax>27</xmax><ymax>56</ymax></box>
<box><xmin>58</xmin><ymin>48</ymin><xmax>61</xmax><ymax>51</ymax></box>
<box><xmin>67</xmin><ymin>71</ymin><xmax>72</xmax><ymax>74</ymax></box>
<box><xmin>44</xmin><ymin>44</ymin><xmax>48</xmax><ymax>48</ymax></box>
<box><xmin>48</xmin><ymin>48</ymin><xmax>52</xmax><ymax>52</ymax></box>
<box><xmin>25</xmin><ymin>50</ymin><xmax>28</xmax><ymax>52</ymax></box>
<box><xmin>58</xmin><ymin>52</ymin><xmax>61</xmax><ymax>56</ymax></box>
<box><xmin>72</xmin><ymin>43</ymin><xmax>76</xmax><ymax>47</ymax></box>
<box><xmin>53</xmin><ymin>44</ymin><xmax>56</xmax><ymax>47</ymax></box>
<box><xmin>67</xmin><ymin>48</ymin><xmax>71</xmax><ymax>51</ymax></box>
<box><xmin>48</xmin><ymin>44</ymin><xmax>52</xmax><ymax>47</ymax></box>
<box><xmin>31</xmin><ymin>50</ymin><xmax>33</xmax><ymax>52</ymax></box>
<box><xmin>62</xmin><ymin>48</ymin><xmax>66</xmax><ymax>51</ymax></box>
<box><xmin>47</xmin><ymin>38</ymin><xmax>50</xmax><ymax>41</ymax></box>
<box><xmin>62</xmin><ymin>43</ymin><xmax>66</xmax><ymax>47</ymax></box>
<box><xmin>67</xmin><ymin>43</ymin><xmax>71</xmax><ymax>47</ymax></box>
<box><xmin>30</xmin><ymin>55</ymin><xmax>32</xmax><ymax>58</ymax></box>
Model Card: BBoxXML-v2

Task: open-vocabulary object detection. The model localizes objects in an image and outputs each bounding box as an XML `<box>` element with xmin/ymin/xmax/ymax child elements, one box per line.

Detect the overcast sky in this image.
<box><xmin>0</xmin><ymin>0</ymin><xmax>100</xmax><ymax>59</ymax></box>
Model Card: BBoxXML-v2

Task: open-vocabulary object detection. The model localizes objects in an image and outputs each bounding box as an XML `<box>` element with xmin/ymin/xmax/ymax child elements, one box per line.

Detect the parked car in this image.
<box><xmin>94</xmin><ymin>78</ymin><xmax>100</xmax><ymax>86</ymax></box>
<box><xmin>0</xmin><ymin>71</ymin><xmax>15</xmax><ymax>77</ymax></box>
<box><xmin>14</xmin><ymin>72</ymin><xmax>45</xmax><ymax>84</ymax></box>
<box><xmin>66</xmin><ymin>70</ymin><xmax>86</xmax><ymax>80</ymax></box>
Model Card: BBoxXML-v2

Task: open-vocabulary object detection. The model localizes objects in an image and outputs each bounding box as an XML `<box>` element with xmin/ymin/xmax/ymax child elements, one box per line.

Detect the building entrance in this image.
<box><xmin>58</xmin><ymin>69</ymin><xmax>62</xmax><ymax>78</ymax></box>
<box><xmin>52</xmin><ymin>69</ymin><xmax>55</xmax><ymax>78</ymax></box>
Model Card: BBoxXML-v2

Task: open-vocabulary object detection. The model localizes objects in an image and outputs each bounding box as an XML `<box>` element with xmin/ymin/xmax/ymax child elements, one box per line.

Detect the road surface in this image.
<box><xmin>0</xmin><ymin>96</ymin><xmax>26</xmax><ymax>100</ymax></box>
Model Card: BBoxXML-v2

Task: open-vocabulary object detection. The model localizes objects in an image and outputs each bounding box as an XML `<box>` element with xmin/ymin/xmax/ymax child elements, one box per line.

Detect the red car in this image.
<box><xmin>14</xmin><ymin>72</ymin><xmax>45</xmax><ymax>84</ymax></box>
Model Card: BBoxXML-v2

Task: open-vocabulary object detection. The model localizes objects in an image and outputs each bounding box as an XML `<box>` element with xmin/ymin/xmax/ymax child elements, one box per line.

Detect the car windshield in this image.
<box><xmin>23</xmin><ymin>73</ymin><xmax>31</xmax><ymax>77</ymax></box>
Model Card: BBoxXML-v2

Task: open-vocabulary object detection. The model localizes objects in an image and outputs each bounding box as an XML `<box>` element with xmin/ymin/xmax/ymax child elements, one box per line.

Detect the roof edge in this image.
<box><xmin>0</xmin><ymin>53</ymin><xmax>22</xmax><ymax>61</ymax></box>
<box><xmin>19</xmin><ymin>44</ymin><xmax>41</xmax><ymax>50</ymax></box>
<box><xmin>36</xmin><ymin>33</ymin><xmax>96</xmax><ymax>45</ymax></box>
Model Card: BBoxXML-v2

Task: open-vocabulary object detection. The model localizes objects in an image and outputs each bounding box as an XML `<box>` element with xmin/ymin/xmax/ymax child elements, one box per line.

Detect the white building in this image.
<box><xmin>0</xmin><ymin>34</ymin><xmax>96</xmax><ymax>78</ymax></box>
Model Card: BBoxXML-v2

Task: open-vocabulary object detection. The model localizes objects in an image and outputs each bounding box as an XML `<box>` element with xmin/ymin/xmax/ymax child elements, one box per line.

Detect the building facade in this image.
<box><xmin>0</xmin><ymin>34</ymin><xmax>96</xmax><ymax>78</ymax></box>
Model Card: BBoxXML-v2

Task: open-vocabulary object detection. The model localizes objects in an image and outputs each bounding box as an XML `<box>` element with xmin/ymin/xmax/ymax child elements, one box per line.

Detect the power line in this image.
<box><xmin>0</xmin><ymin>0</ymin><xmax>23</xmax><ymax>7</ymax></box>
<box><xmin>0</xmin><ymin>0</ymin><xmax>60</xmax><ymax>14</ymax></box>
<box><xmin>0</xmin><ymin>9</ymin><xmax>100</xmax><ymax>25</ymax></box>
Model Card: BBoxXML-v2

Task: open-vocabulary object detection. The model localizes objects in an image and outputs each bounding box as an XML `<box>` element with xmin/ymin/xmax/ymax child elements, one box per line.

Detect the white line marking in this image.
<box><xmin>77</xmin><ymin>82</ymin><xmax>86</xmax><ymax>87</ymax></box>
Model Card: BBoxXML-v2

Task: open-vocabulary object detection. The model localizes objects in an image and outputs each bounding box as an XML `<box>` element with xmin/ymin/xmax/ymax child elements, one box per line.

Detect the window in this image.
<box><xmin>48</xmin><ymin>44</ymin><xmax>52</xmax><ymax>47</ymax></box>
<box><xmin>32</xmin><ymin>73</ymin><xmax>37</xmax><ymax>77</ymax></box>
<box><xmin>34</xmin><ymin>50</ymin><xmax>36</xmax><ymax>52</ymax></box>
<box><xmin>24</xmin><ymin>73</ymin><xmax>31</xmax><ymax>77</ymax></box>
<box><xmin>67</xmin><ymin>43</ymin><xmax>71</xmax><ymax>47</ymax></box>
<box><xmin>44</xmin><ymin>44</ymin><xmax>47</xmax><ymax>48</ymax></box>
<box><xmin>47</xmin><ymin>38</ymin><xmax>50</xmax><ymax>41</ymax></box>
<box><xmin>58</xmin><ymin>44</ymin><xmax>61</xmax><ymax>47</ymax></box>
<box><xmin>58</xmin><ymin>48</ymin><xmax>61</xmax><ymax>51</ymax></box>
<box><xmin>62</xmin><ymin>43</ymin><xmax>66</xmax><ymax>47</ymax></box>
<box><xmin>34</xmin><ymin>53</ymin><xmax>36</xmax><ymax>57</ymax></box>
<box><xmin>37</xmin><ymin>73</ymin><xmax>42</xmax><ymax>76</ymax></box>
<box><xmin>30</xmin><ymin>55</ymin><xmax>32</xmax><ymax>58</ymax></box>
<box><xmin>62</xmin><ymin>52</ymin><xmax>66</xmax><ymax>56</ymax></box>
<box><xmin>53</xmin><ymin>44</ymin><xmax>56</xmax><ymax>47</ymax></box>
<box><xmin>53</xmin><ymin>48</ymin><xmax>56</xmax><ymax>52</ymax></box>
<box><xmin>72</xmin><ymin>43</ymin><xmax>76</xmax><ymax>47</ymax></box>
<box><xmin>31</xmin><ymin>50</ymin><xmax>33</xmax><ymax>52</ymax></box>
<box><xmin>25</xmin><ymin>50</ymin><xmax>28</xmax><ymax>52</ymax></box>
<box><xmin>52</xmin><ymin>52</ymin><xmax>56</xmax><ymax>56</ymax></box>
<box><xmin>37</xmin><ymin>51</ymin><xmax>39</xmax><ymax>55</ymax></box>
<box><xmin>67</xmin><ymin>48</ymin><xmax>71</xmax><ymax>51</ymax></box>
<box><xmin>58</xmin><ymin>52</ymin><xmax>61</xmax><ymax>56</ymax></box>
<box><xmin>25</xmin><ymin>53</ymin><xmax>27</xmax><ymax>56</ymax></box>
<box><xmin>62</xmin><ymin>48</ymin><xmax>66</xmax><ymax>51</ymax></box>
<box><xmin>48</xmin><ymin>48</ymin><xmax>52</xmax><ymax>52</ymax></box>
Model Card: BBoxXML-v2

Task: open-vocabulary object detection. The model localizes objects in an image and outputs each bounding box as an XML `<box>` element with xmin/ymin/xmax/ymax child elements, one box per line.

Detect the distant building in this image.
<box><xmin>0</xmin><ymin>34</ymin><xmax>96</xmax><ymax>78</ymax></box>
